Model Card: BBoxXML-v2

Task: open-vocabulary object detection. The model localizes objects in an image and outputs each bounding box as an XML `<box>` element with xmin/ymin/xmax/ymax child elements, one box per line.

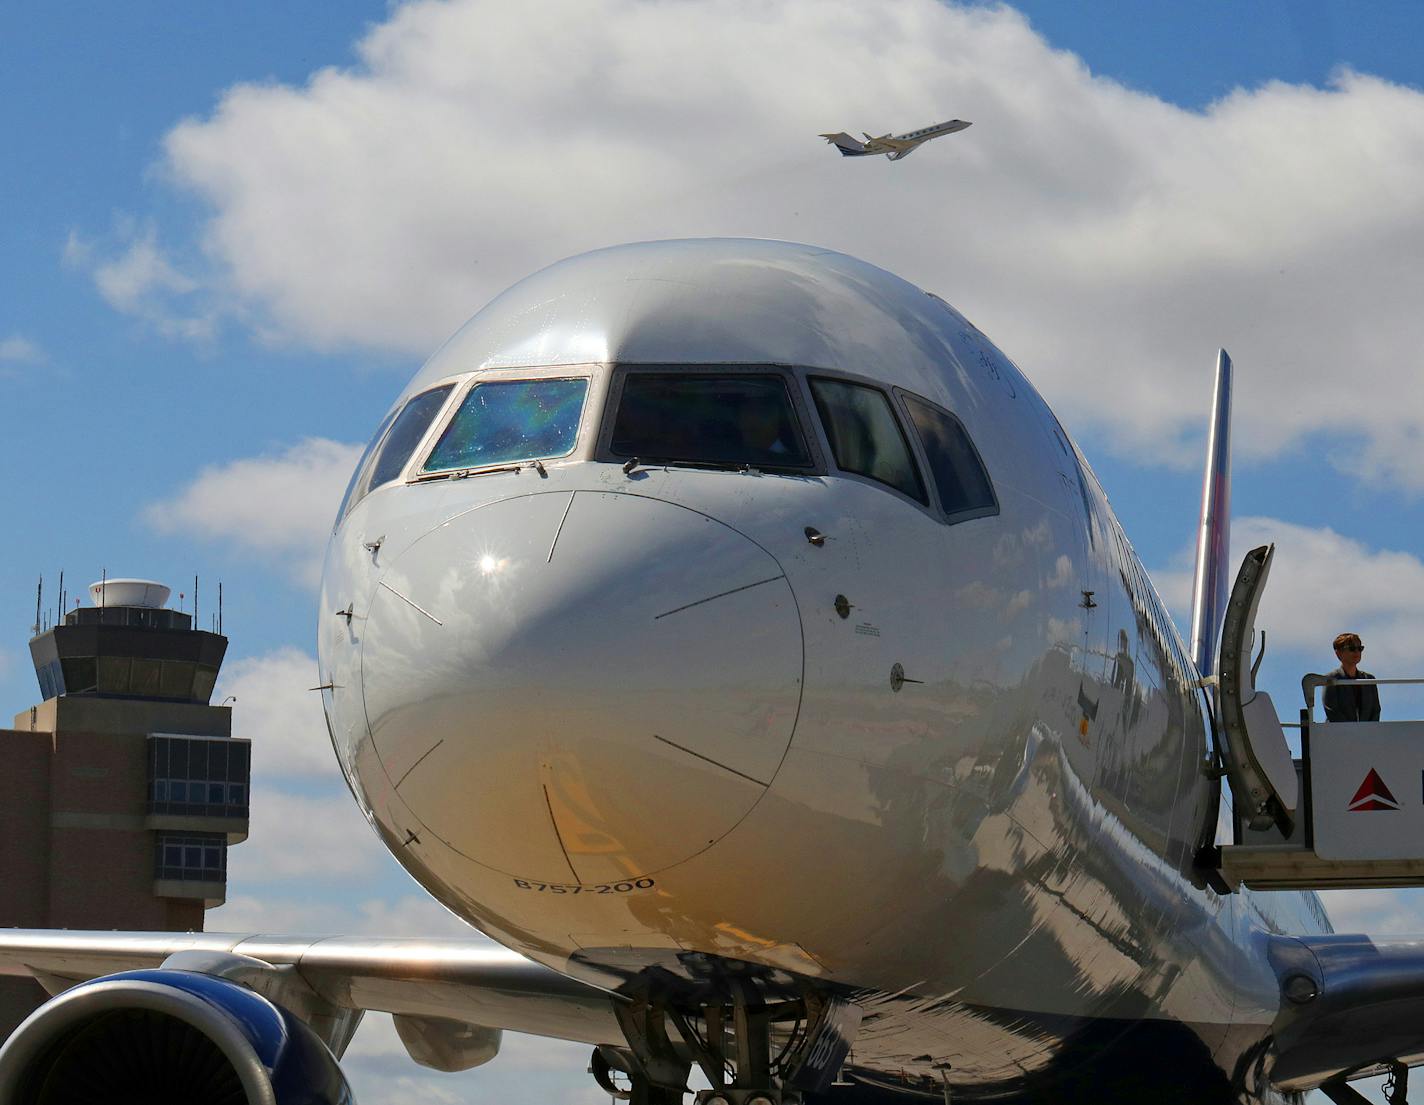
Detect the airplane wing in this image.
<box><xmin>1269</xmin><ymin>933</ymin><xmax>1424</xmax><ymax>1092</ymax></box>
<box><xmin>0</xmin><ymin>929</ymin><xmax>623</xmax><ymax>1060</ymax></box>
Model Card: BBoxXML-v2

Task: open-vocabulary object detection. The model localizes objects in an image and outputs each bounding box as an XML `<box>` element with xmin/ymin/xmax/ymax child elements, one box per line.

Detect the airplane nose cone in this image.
<box><xmin>360</xmin><ymin>491</ymin><xmax>803</xmax><ymax>886</ymax></box>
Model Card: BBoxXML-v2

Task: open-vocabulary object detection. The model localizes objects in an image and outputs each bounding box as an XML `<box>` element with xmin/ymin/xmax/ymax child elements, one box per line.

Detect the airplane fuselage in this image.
<box><xmin>318</xmin><ymin>240</ymin><xmax>1326</xmax><ymax>1101</ymax></box>
<box><xmin>821</xmin><ymin>120</ymin><xmax>971</xmax><ymax>160</ymax></box>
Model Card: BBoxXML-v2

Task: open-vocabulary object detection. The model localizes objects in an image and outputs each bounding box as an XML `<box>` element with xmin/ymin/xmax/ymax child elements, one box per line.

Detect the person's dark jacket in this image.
<box><xmin>1323</xmin><ymin>666</ymin><xmax>1382</xmax><ymax>723</ymax></box>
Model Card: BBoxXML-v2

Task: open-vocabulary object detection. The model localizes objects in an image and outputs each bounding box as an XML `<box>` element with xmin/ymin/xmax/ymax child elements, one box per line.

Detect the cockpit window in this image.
<box><xmin>422</xmin><ymin>378</ymin><xmax>588</xmax><ymax>474</ymax></box>
<box><xmin>901</xmin><ymin>393</ymin><xmax>998</xmax><ymax>521</ymax></box>
<box><xmin>334</xmin><ymin>383</ymin><xmax>455</xmax><ymax>525</ymax></box>
<box><xmin>809</xmin><ymin>377</ymin><xmax>926</xmax><ymax>503</ymax></box>
<box><xmin>335</xmin><ymin>406</ymin><xmax>399</xmax><ymax>526</ymax></box>
<box><xmin>366</xmin><ymin>384</ymin><xmax>454</xmax><ymax>491</ymax></box>
<box><xmin>610</xmin><ymin>374</ymin><xmax>812</xmax><ymax>470</ymax></box>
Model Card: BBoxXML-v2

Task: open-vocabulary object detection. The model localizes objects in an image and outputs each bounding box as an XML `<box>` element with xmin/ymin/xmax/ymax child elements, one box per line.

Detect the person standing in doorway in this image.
<box><xmin>1323</xmin><ymin>632</ymin><xmax>1381</xmax><ymax>723</ymax></box>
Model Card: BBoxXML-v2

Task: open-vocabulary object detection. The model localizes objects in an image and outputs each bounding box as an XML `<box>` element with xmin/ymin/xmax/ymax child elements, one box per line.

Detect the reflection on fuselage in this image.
<box><xmin>318</xmin><ymin>240</ymin><xmax>1326</xmax><ymax>1102</ymax></box>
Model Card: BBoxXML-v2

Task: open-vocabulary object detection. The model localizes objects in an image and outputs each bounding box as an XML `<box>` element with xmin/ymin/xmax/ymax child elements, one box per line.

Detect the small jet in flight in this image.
<box><xmin>819</xmin><ymin>118</ymin><xmax>970</xmax><ymax>160</ymax></box>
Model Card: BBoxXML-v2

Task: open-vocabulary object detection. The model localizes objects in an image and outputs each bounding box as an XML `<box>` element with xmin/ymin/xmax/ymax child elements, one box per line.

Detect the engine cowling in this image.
<box><xmin>0</xmin><ymin>969</ymin><xmax>354</xmax><ymax>1104</ymax></box>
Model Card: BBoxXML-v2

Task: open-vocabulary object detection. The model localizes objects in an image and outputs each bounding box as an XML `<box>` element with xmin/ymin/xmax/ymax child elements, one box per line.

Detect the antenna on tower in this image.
<box><xmin>218</xmin><ymin>581</ymin><xmax>224</xmax><ymax>636</ymax></box>
<box><xmin>57</xmin><ymin>570</ymin><xmax>64</xmax><ymax>627</ymax></box>
<box><xmin>33</xmin><ymin>575</ymin><xmax>42</xmax><ymax>636</ymax></box>
<box><xmin>194</xmin><ymin>574</ymin><xmax>199</xmax><ymax>631</ymax></box>
<box><xmin>100</xmin><ymin>567</ymin><xmax>107</xmax><ymax>620</ymax></box>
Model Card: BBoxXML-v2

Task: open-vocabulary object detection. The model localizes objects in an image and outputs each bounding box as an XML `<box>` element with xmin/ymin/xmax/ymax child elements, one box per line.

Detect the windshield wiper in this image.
<box><xmin>416</xmin><ymin>462</ymin><xmax>529</xmax><ymax>482</ymax></box>
<box><xmin>629</xmin><ymin>458</ymin><xmax>764</xmax><ymax>474</ymax></box>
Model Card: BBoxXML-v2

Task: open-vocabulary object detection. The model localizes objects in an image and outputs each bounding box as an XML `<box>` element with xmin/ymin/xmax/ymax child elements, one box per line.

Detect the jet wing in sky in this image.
<box><xmin>12</xmin><ymin>928</ymin><xmax>1424</xmax><ymax>1097</ymax></box>
<box><xmin>0</xmin><ymin>930</ymin><xmax>622</xmax><ymax>1070</ymax></box>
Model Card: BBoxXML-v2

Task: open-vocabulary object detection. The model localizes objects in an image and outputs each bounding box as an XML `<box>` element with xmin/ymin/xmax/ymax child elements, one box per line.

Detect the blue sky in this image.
<box><xmin>4</xmin><ymin>2</ymin><xmax>1424</xmax><ymax>1100</ymax></box>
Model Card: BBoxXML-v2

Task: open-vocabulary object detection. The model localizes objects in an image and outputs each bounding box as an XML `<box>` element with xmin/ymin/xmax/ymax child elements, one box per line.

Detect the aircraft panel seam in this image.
<box><xmin>542</xmin><ymin>783</ymin><xmax>584</xmax><ymax>884</ymax></box>
<box><xmin>547</xmin><ymin>491</ymin><xmax>576</xmax><ymax>563</ymax></box>
<box><xmin>652</xmin><ymin>734</ymin><xmax>770</xmax><ymax>788</ymax></box>
<box><xmin>653</xmin><ymin>574</ymin><xmax>784</xmax><ymax>620</ymax></box>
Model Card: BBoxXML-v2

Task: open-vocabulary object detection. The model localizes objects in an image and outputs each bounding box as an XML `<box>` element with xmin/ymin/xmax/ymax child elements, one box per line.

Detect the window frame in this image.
<box><xmin>148</xmin><ymin>734</ymin><xmax>251</xmax><ymax>820</ymax></box>
<box><xmin>893</xmin><ymin>387</ymin><xmax>1000</xmax><ymax>525</ymax></box>
<box><xmin>334</xmin><ymin>404</ymin><xmax>399</xmax><ymax>529</ymax></box>
<box><xmin>595</xmin><ymin>364</ymin><xmax>827</xmax><ymax>475</ymax></box>
<box><xmin>154</xmin><ymin>831</ymin><xmax>227</xmax><ymax>883</ymax></box>
<box><xmin>804</xmin><ymin>371</ymin><xmax>931</xmax><ymax>510</ymax></box>
<box><xmin>363</xmin><ymin>382</ymin><xmax>459</xmax><ymax>494</ymax></box>
<box><xmin>416</xmin><ymin>366</ymin><xmax>598</xmax><ymax>481</ymax></box>
<box><xmin>335</xmin><ymin>378</ymin><xmax>463</xmax><ymax>526</ymax></box>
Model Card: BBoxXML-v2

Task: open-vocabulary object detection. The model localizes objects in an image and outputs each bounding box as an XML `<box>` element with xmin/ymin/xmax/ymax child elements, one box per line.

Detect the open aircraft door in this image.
<box><xmin>1219</xmin><ymin>544</ymin><xmax>1424</xmax><ymax>889</ymax></box>
<box><xmin>1216</xmin><ymin>543</ymin><xmax>1299</xmax><ymax>837</ymax></box>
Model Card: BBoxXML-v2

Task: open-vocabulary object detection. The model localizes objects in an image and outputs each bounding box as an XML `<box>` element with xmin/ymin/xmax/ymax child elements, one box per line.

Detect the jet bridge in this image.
<box><xmin>1211</xmin><ymin>546</ymin><xmax>1424</xmax><ymax>890</ymax></box>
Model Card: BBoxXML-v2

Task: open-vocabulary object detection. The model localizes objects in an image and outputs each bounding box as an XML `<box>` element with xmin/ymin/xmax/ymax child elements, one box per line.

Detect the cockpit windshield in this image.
<box><xmin>422</xmin><ymin>377</ymin><xmax>588</xmax><ymax>474</ymax></box>
<box><xmin>610</xmin><ymin>374</ymin><xmax>812</xmax><ymax>470</ymax></box>
<box><xmin>334</xmin><ymin>382</ymin><xmax>453</xmax><ymax>525</ymax></box>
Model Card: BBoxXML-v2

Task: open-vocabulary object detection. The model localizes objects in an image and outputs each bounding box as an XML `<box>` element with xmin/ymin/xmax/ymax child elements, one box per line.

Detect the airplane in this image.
<box><xmin>0</xmin><ymin>237</ymin><xmax>1418</xmax><ymax>1105</ymax></box>
<box><xmin>819</xmin><ymin>119</ymin><xmax>970</xmax><ymax>160</ymax></box>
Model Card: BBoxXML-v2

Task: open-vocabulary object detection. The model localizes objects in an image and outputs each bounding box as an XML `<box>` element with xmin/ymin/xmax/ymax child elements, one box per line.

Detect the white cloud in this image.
<box><xmin>144</xmin><ymin>437</ymin><xmax>360</xmax><ymax>585</ymax></box>
<box><xmin>1153</xmin><ymin>516</ymin><xmax>1424</xmax><ymax>671</ymax></box>
<box><xmin>1317</xmin><ymin>888</ymin><xmax>1424</xmax><ymax>935</ymax></box>
<box><xmin>226</xmin><ymin>787</ymin><xmax>383</xmax><ymax>882</ymax></box>
<box><xmin>217</xmin><ymin>647</ymin><xmax>342</xmax><ymax>779</ymax></box>
<box><xmin>208</xmin><ymin>892</ymin><xmax>479</xmax><ymax>938</ymax></box>
<box><xmin>0</xmin><ymin>335</ymin><xmax>44</xmax><ymax>366</ymax></box>
<box><xmin>143</xmin><ymin>0</ymin><xmax>1424</xmax><ymax>485</ymax></box>
<box><xmin>92</xmin><ymin>225</ymin><xmax>196</xmax><ymax>312</ymax></box>
<box><xmin>61</xmin><ymin>229</ymin><xmax>92</xmax><ymax>269</ymax></box>
<box><xmin>66</xmin><ymin>221</ymin><xmax>218</xmax><ymax>341</ymax></box>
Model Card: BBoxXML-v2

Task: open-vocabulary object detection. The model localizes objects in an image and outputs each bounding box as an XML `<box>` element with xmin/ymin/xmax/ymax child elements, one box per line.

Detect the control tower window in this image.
<box><xmin>150</xmin><ymin>736</ymin><xmax>250</xmax><ymax>819</ymax></box>
<box><xmin>901</xmin><ymin>393</ymin><xmax>998</xmax><ymax>521</ymax></box>
<box><xmin>610</xmin><ymin>374</ymin><xmax>812</xmax><ymax>470</ymax></box>
<box><xmin>155</xmin><ymin>832</ymin><xmax>226</xmax><ymax>882</ymax></box>
<box><xmin>809</xmin><ymin>378</ymin><xmax>926</xmax><ymax>503</ymax></box>
<box><xmin>423</xmin><ymin>378</ymin><xmax>588</xmax><ymax>474</ymax></box>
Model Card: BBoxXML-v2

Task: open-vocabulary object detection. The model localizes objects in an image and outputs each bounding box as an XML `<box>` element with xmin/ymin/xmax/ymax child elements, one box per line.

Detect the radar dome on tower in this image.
<box><xmin>87</xmin><ymin>579</ymin><xmax>171</xmax><ymax>609</ymax></box>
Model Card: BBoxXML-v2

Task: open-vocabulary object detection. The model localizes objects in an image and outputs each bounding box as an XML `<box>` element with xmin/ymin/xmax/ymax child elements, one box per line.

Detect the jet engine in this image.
<box><xmin>0</xmin><ymin>969</ymin><xmax>354</xmax><ymax>1104</ymax></box>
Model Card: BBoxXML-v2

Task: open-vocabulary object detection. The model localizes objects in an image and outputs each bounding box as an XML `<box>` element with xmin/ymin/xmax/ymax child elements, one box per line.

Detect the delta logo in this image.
<box><xmin>1348</xmin><ymin>768</ymin><xmax>1400</xmax><ymax>812</ymax></box>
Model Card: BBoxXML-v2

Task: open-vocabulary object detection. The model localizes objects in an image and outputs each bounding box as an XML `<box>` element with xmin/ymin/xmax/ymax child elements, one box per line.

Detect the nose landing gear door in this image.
<box><xmin>1218</xmin><ymin>543</ymin><xmax>1298</xmax><ymax>835</ymax></box>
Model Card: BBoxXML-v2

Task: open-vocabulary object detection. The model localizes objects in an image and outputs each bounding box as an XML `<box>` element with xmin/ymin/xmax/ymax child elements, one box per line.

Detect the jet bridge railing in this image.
<box><xmin>1302</xmin><ymin>676</ymin><xmax>1424</xmax><ymax>721</ymax></box>
<box><xmin>1219</xmin><ymin>677</ymin><xmax>1424</xmax><ymax>890</ymax></box>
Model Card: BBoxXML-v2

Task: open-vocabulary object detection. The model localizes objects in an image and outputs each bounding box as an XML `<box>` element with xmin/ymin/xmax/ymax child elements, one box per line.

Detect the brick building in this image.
<box><xmin>0</xmin><ymin>579</ymin><xmax>250</xmax><ymax>1039</ymax></box>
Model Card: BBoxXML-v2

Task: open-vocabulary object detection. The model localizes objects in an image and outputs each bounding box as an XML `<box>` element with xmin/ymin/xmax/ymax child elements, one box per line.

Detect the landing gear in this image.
<box><xmin>592</xmin><ymin>977</ymin><xmax>860</xmax><ymax>1105</ymax></box>
<box><xmin>1320</xmin><ymin>1062</ymin><xmax>1409</xmax><ymax>1105</ymax></box>
<box><xmin>1388</xmin><ymin>1063</ymin><xmax>1411</xmax><ymax>1105</ymax></box>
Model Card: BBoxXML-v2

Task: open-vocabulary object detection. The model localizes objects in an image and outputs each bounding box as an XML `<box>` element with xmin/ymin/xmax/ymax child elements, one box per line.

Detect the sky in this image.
<box><xmin>3</xmin><ymin>1</ymin><xmax>1424</xmax><ymax>1101</ymax></box>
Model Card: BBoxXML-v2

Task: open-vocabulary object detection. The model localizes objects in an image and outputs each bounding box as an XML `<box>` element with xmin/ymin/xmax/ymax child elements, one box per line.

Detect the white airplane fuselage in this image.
<box><xmin>821</xmin><ymin>120</ymin><xmax>971</xmax><ymax>160</ymax></box>
<box><xmin>318</xmin><ymin>240</ymin><xmax>1326</xmax><ymax>1101</ymax></box>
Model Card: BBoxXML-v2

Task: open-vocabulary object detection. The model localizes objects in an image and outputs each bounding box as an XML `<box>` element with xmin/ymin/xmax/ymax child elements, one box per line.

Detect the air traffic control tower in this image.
<box><xmin>0</xmin><ymin>578</ymin><xmax>250</xmax><ymax>1039</ymax></box>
